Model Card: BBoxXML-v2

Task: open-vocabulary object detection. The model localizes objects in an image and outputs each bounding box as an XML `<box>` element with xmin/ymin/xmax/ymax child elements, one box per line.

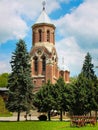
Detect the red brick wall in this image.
<box><xmin>46</xmin><ymin>63</ymin><xmax>53</xmax><ymax>83</ymax></box>
<box><xmin>32</xmin><ymin>24</ymin><xmax>55</xmax><ymax>45</ymax></box>
<box><xmin>38</xmin><ymin>60</ymin><xmax>42</xmax><ymax>75</ymax></box>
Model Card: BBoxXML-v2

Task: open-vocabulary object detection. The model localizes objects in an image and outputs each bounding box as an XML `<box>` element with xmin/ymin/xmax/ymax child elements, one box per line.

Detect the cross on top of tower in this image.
<box><xmin>42</xmin><ymin>1</ymin><xmax>46</xmax><ymax>10</ymax></box>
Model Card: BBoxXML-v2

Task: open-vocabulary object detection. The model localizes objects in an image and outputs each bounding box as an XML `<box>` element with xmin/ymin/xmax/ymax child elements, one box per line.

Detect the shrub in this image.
<box><xmin>38</xmin><ymin>115</ymin><xmax>47</xmax><ymax>121</ymax></box>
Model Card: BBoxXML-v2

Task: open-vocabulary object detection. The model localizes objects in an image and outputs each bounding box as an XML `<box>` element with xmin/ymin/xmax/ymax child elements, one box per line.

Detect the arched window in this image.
<box><xmin>47</xmin><ymin>30</ymin><xmax>50</xmax><ymax>42</ymax></box>
<box><xmin>34</xmin><ymin>57</ymin><xmax>38</xmax><ymax>72</ymax></box>
<box><xmin>39</xmin><ymin>29</ymin><xmax>42</xmax><ymax>42</ymax></box>
<box><xmin>42</xmin><ymin>56</ymin><xmax>46</xmax><ymax>71</ymax></box>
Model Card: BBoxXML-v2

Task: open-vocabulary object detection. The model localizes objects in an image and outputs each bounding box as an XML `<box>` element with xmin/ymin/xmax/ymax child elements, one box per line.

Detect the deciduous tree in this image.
<box><xmin>33</xmin><ymin>80</ymin><xmax>55</xmax><ymax>121</ymax></box>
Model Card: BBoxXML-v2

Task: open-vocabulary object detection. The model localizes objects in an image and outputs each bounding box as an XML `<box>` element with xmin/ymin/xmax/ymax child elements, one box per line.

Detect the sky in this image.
<box><xmin>0</xmin><ymin>0</ymin><xmax>98</xmax><ymax>77</ymax></box>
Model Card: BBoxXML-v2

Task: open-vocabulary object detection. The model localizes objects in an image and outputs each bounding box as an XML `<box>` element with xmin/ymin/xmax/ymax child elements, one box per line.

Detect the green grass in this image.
<box><xmin>0</xmin><ymin>121</ymin><xmax>98</xmax><ymax>130</ymax></box>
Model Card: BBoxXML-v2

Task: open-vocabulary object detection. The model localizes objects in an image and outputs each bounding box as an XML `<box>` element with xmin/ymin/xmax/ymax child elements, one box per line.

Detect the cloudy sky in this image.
<box><xmin>0</xmin><ymin>0</ymin><xmax>98</xmax><ymax>77</ymax></box>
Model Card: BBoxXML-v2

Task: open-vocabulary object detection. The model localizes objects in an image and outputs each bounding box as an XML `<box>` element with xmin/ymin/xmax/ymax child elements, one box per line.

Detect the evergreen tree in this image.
<box><xmin>70</xmin><ymin>73</ymin><xmax>93</xmax><ymax>115</ymax></box>
<box><xmin>69</xmin><ymin>53</ymin><xmax>98</xmax><ymax>115</ymax></box>
<box><xmin>6</xmin><ymin>39</ymin><xmax>33</xmax><ymax>121</ymax></box>
<box><xmin>81</xmin><ymin>52</ymin><xmax>97</xmax><ymax>80</ymax></box>
<box><xmin>81</xmin><ymin>52</ymin><xmax>98</xmax><ymax>114</ymax></box>
<box><xmin>92</xmin><ymin>79</ymin><xmax>98</xmax><ymax>118</ymax></box>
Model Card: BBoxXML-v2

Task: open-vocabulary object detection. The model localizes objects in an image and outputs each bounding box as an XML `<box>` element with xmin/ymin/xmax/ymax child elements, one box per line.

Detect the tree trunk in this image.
<box><xmin>48</xmin><ymin>111</ymin><xmax>51</xmax><ymax>121</ymax></box>
<box><xmin>17</xmin><ymin>110</ymin><xmax>20</xmax><ymax>121</ymax></box>
<box><xmin>60</xmin><ymin>110</ymin><xmax>63</xmax><ymax>121</ymax></box>
<box><xmin>90</xmin><ymin>111</ymin><xmax>92</xmax><ymax>116</ymax></box>
<box><xmin>95</xmin><ymin>110</ymin><xmax>97</xmax><ymax>122</ymax></box>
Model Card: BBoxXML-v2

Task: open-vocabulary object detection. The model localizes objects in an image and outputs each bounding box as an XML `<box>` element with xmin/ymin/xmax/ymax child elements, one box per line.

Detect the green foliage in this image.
<box><xmin>69</xmin><ymin>73</ymin><xmax>93</xmax><ymax>115</ymax></box>
<box><xmin>70</xmin><ymin>76</ymin><xmax>77</xmax><ymax>83</ymax></box>
<box><xmin>69</xmin><ymin>53</ymin><xmax>98</xmax><ymax>115</ymax></box>
<box><xmin>33</xmin><ymin>80</ymin><xmax>55</xmax><ymax>121</ymax></box>
<box><xmin>6</xmin><ymin>39</ymin><xmax>34</xmax><ymax>121</ymax></box>
<box><xmin>0</xmin><ymin>96</ymin><xmax>11</xmax><ymax>116</ymax></box>
<box><xmin>0</xmin><ymin>73</ymin><xmax>9</xmax><ymax>87</ymax></box>
<box><xmin>81</xmin><ymin>52</ymin><xmax>98</xmax><ymax>112</ymax></box>
<box><xmin>92</xmin><ymin>79</ymin><xmax>98</xmax><ymax>111</ymax></box>
<box><xmin>53</xmin><ymin>78</ymin><xmax>68</xmax><ymax>121</ymax></box>
<box><xmin>33</xmin><ymin>78</ymin><xmax>70</xmax><ymax>121</ymax></box>
<box><xmin>54</xmin><ymin>78</ymin><xmax>67</xmax><ymax>111</ymax></box>
<box><xmin>81</xmin><ymin>52</ymin><xmax>97</xmax><ymax>80</ymax></box>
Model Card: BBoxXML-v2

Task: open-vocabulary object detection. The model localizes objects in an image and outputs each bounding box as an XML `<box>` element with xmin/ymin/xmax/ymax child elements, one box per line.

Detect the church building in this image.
<box><xmin>30</xmin><ymin>4</ymin><xmax>70</xmax><ymax>92</ymax></box>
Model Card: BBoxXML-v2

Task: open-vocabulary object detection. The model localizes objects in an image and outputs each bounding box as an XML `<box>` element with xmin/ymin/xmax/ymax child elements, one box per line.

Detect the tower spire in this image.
<box><xmin>42</xmin><ymin>1</ymin><xmax>46</xmax><ymax>10</ymax></box>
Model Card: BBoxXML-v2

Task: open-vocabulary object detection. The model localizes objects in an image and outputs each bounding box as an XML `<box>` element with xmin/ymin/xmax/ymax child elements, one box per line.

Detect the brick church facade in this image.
<box><xmin>30</xmin><ymin>5</ymin><xmax>70</xmax><ymax>92</ymax></box>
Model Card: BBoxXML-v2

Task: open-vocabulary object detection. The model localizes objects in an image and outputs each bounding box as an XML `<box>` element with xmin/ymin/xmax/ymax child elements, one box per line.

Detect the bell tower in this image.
<box><xmin>30</xmin><ymin>2</ymin><xmax>70</xmax><ymax>92</ymax></box>
<box><xmin>30</xmin><ymin>2</ymin><xmax>59</xmax><ymax>92</ymax></box>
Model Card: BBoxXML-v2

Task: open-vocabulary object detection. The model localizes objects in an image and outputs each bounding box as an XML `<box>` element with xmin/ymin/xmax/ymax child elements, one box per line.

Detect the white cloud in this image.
<box><xmin>0</xmin><ymin>61</ymin><xmax>11</xmax><ymax>74</ymax></box>
<box><xmin>0</xmin><ymin>0</ymin><xmax>61</xmax><ymax>44</ymax></box>
<box><xmin>56</xmin><ymin>37</ymin><xmax>85</xmax><ymax>76</ymax></box>
<box><xmin>55</xmin><ymin>0</ymin><xmax>98</xmax><ymax>49</ymax></box>
<box><xmin>0</xmin><ymin>0</ymin><xmax>98</xmax><ymax>76</ymax></box>
<box><xmin>0</xmin><ymin>0</ymin><xmax>28</xmax><ymax>43</ymax></box>
<box><xmin>54</xmin><ymin>0</ymin><xmax>98</xmax><ymax>76</ymax></box>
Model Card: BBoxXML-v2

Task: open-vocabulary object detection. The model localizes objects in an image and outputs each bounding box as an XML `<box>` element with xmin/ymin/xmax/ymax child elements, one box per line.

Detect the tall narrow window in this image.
<box><xmin>34</xmin><ymin>57</ymin><xmax>38</xmax><ymax>72</ymax></box>
<box><xmin>39</xmin><ymin>29</ymin><xmax>42</xmax><ymax>42</ymax></box>
<box><xmin>47</xmin><ymin>30</ymin><xmax>50</xmax><ymax>42</ymax></box>
<box><xmin>42</xmin><ymin>56</ymin><xmax>46</xmax><ymax>71</ymax></box>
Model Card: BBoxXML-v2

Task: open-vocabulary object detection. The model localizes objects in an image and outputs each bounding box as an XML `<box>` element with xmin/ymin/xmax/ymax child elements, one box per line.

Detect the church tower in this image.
<box><xmin>30</xmin><ymin>2</ymin><xmax>70</xmax><ymax>92</ymax></box>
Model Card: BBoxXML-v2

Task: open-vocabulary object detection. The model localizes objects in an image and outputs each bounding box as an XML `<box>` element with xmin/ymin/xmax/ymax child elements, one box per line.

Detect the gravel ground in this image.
<box><xmin>0</xmin><ymin>116</ymin><xmax>38</xmax><ymax>121</ymax></box>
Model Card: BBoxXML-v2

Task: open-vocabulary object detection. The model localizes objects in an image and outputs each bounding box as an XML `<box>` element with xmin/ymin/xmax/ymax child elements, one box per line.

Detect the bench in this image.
<box><xmin>70</xmin><ymin>116</ymin><xmax>96</xmax><ymax>127</ymax></box>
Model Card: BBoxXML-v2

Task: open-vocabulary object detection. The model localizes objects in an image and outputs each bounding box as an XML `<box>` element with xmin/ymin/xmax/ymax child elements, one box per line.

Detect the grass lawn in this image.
<box><xmin>0</xmin><ymin>121</ymin><xmax>98</xmax><ymax>130</ymax></box>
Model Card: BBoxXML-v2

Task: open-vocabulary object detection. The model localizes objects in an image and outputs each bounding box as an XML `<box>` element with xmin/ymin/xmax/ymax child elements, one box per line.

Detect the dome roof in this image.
<box><xmin>35</xmin><ymin>8</ymin><xmax>52</xmax><ymax>24</ymax></box>
<box><xmin>60</xmin><ymin>64</ymin><xmax>69</xmax><ymax>72</ymax></box>
<box><xmin>59</xmin><ymin>58</ymin><xmax>70</xmax><ymax>71</ymax></box>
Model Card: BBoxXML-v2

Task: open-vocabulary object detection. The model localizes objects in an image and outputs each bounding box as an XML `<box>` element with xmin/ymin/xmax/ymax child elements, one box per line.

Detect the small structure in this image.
<box><xmin>70</xmin><ymin>116</ymin><xmax>97</xmax><ymax>127</ymax></box>
<box><xmin>0</xmin><ymin>87</ymin><xmax>9</xmax><ymax>101</ymax></box>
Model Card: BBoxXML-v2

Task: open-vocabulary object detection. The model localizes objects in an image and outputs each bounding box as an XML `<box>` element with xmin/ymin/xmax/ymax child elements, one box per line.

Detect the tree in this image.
<box><xmin>6</xmin><ymin>39</ymin><xmax>33</xmax><ymax>121</ymax></box>
<box><xmin>33</xmin><ymin>78</ymin><xmax>71</xmax><ymax>121</ymax></box>
<box><xmin>81</xmin><ymin>52</ymin><xmax>98</xmax><ymax>113</ymax></box>
<box><xmin>33</xmin><ymin>80</ymin><xmax>55</xmax><ymax>121</ymax></box>
<box><xmin>70</xmin><ymin>76</ymin><xmax>77</xmax><ymax>84</ymax></box>
<box><xmin>69</xmin><ymin>53</ymin><xmax>98</xmax><ymax>116</ymax></box>
<box><xmin>70</xmin><ymin>73</ymin><xmax>93</xmax><ymax>115</ymax></box>
<box><xmin>81</xmin><ymin>52</ymin><xmax>97</xmax><ymax>80</ymax></box>
<box><xmin>54</xmin><ymin>77</ymin><xmax>68</xmax><ymax>121</ymax></box>
<box><xmin>0</xmin><ymin>73</ymin><xmax>9</xmax><ymax>87</ymax></box>
<box><xmin>64</xmin><ymin>83</ymin><xmax>75</xmax><ymax>115</ymax></box>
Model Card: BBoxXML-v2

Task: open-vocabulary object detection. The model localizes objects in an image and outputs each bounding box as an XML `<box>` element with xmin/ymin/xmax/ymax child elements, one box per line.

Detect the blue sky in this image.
<box><xmin>0</xmin><ymin>0</ymin><xmax>98</xmax><ymax>77</ymax></box>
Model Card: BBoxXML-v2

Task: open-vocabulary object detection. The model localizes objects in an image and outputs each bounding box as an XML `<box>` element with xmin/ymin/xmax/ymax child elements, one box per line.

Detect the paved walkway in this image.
<box><xmin>0</xmin><ymin>116</ymin><xmax>38</xmax><ymax>121</ymax></box>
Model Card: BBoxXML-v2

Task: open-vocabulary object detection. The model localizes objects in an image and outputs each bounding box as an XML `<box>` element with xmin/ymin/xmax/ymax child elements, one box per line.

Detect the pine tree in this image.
<box><xmin>70</xmin><ymin>73</ymin><xmax>92</xmax><ymax>115</ymax></box>
<box><xmin>70</xmin><ymin>53</ymin><xmax>98</xmax><ymax>115</ymax></box>
<box><xmin>6</xmin><ymin>39</ymin><xmax>33</xmax><ymax>121</ymax></box>
<box><xmin>81</xmin><ymin>52</ymin><xmax>97</xmax><ymax>80</ymax></box>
